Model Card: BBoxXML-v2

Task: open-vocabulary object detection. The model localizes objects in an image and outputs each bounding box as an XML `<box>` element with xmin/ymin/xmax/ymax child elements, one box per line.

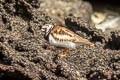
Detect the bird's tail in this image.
<box><xmin>78</xmin><ymin>37</ymin><xmax>94</xmax><ymax>47</ymax></box>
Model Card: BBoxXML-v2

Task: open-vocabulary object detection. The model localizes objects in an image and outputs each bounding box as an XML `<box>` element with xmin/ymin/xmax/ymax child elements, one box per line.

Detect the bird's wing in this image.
<box><xmin>51</xmin><ymin>26</ymin><xmax>94</xmax><ymax>47</ymax></box>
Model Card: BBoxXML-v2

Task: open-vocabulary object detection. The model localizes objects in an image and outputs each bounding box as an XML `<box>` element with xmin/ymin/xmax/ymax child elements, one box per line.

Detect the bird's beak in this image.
<box><xmin>41</xmin><ymin>28</ymin><xmax>45</xmax><ymax>32</ymax></box>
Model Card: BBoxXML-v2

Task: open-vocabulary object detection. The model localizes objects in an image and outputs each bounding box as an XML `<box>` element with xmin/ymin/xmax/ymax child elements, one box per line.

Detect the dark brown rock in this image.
<box><xmin>65</xmin><ymin>16</ymin><xmax>108</xmax><ymax>43</ymax></box>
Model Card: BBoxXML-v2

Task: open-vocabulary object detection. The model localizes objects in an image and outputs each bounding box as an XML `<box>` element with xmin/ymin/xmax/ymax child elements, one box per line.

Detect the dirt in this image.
<box><xmin>0</xmin><ymin>0</ymin><xmax>120</xmax><ymax>80</ymax></box>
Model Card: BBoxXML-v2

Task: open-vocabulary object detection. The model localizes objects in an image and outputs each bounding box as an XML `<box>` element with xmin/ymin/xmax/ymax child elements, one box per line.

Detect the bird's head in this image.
<box><xmin>41</xmin><ymin>24</ymin><xmax>54</xmax><ymax>36</ymax></box>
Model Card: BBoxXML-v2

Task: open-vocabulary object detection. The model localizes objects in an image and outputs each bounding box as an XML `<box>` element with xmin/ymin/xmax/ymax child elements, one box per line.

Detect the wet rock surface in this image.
<box><xmin>0</xmin><ymin>0</ymin><xmax>120</xmax><ymax>80</ymax></box>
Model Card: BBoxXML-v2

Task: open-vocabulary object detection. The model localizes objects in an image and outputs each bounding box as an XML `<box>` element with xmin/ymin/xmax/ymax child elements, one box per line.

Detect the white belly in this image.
<box><xmin>49</xmin><ymin>34</ymin><xmax>76</xmax><ymax>49</ymax></box>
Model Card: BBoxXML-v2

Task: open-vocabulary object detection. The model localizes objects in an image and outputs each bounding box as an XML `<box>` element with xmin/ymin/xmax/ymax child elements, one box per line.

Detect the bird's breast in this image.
<box><xmin>49</xmin><ymin>34</ymin><xmax>76</xmax><ymax>49</ymax></box>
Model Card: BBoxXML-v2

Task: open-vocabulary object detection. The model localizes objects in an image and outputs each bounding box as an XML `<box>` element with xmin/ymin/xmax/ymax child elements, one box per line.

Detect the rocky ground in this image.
<box><xmin>0</xmin><ymin>0</ymin><xmax>120</xmax><ymax>80</ymax></box>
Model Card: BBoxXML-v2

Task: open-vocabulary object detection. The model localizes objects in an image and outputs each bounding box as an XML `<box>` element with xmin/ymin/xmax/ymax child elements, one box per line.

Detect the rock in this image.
<box><xmin>40</xmin><ymin>0</ymin><xmax>92</xmax><ymax>25</ymax></box>
<box><xmin>65</xmin><ymin>16</ymin><xmax>108</xmax><ymax>43</ymax></box>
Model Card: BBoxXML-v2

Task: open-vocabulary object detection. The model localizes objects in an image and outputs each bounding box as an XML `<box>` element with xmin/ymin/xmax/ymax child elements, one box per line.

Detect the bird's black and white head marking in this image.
<box><xmin>41</xmin><ymin>24</ymin><xmax>54</xmax><ymax>36</ymax></box>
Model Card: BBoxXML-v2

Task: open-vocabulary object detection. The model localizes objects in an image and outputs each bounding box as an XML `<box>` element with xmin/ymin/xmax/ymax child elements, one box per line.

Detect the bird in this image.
<box><xmin>41</xmin><ymin>24</ymin><xmax>94</xmax><ymax>57</ymax></box>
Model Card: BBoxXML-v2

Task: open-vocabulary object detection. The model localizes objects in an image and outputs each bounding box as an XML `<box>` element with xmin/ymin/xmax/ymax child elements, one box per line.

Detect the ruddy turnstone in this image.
<box><xmin>41</xmin><ymin>24</ymin><xmax>94</xmax><ymax>57</ymax></box>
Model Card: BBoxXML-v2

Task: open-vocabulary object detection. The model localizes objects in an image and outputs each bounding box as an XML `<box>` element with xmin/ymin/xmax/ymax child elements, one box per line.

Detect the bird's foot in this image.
<box><xmin>58</xmin><ymin>53</ymin><xmax>67</xmax><ymax>58</ymax></box>
<box><xmin>58</xmin><ymin>48</ymin><xmax>69</xmax><ymax>58</ymax></box>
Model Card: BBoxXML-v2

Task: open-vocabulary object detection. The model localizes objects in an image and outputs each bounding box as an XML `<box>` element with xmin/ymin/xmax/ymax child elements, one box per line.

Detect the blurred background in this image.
<box><xmin>87</xmin><ymin>0</ymin><xmax>120</xmax><ymax>34</ymax></box>
<box><xmin>40</xmin><ymin>0</ymin><xmax>120</xmax><ymax>35</ymax></box>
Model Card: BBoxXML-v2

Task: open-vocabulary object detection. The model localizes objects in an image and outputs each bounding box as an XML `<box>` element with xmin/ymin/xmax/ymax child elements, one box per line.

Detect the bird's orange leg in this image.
<box><xmin>58</xmin><ymin>48</ymin><xmax>69</xmax><ymax>57</ymax></box>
